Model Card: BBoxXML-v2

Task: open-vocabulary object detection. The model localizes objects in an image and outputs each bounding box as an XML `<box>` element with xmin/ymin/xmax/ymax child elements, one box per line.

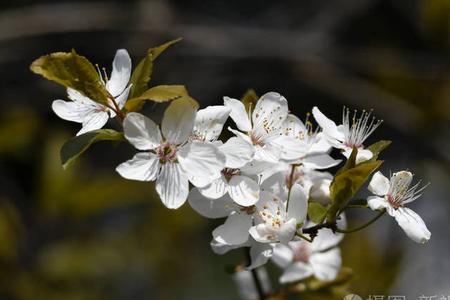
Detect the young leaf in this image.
<box><xmin>30</xmin><ymin>50</ymin><xmax>109</xmax><ymax>105</ymax></box>
<box><xmin>129</xmin><ymin>38</ymin><xmax>182</xmax><ymax>99</ymax></box>
<box><xmin>327</xmin><ymin>159</ymin><xmax>383</xmax><ymax>222</ymax></box>
<box><xmin>60</xmin><ymin>129</ymin><xmax>124</xmax><ymax>169</ymax></box>
<box><xmin>125</xmin><ymin>85</ymin><xmax>196</xmax><ymax>112</ymax></box>
<box><xmin>367</xmin><ymin>140</ymin><xmax>392</xmax><ymax>160</ymax></box>
<box><xmin>307</xmin><ymin>202</ymin><xmax>328</xmax><ymax>224</ymax></box>
<box><xmin>240</xmin><ymin>89</ymin><xmax>259</xmax><ymax>114</ymax></box>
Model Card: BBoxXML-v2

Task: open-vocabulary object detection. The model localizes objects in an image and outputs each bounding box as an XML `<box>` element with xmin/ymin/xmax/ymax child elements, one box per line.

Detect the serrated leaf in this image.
<box><xmin>327</xmin><ymin>159</ymin><xmax>383</xmax><ymax>222</ymax></box>
<box><xmin>308</xmin><ymin>202</ymin><xmax>328</xmax><ymax>224</ymax></box>
<box><xmin>240</xmin><ymin>89</ymin><xmax>259</xmax><ymax>114</ymax></box>
<box><xmin>125</xmin><ymin>85</ymin><xmax>196</xmax><ymax>111</ymax></box>
<box><xmin>367</xmin><ymin>140</ymin><xmax>391</xmax><ymax>160</ymax></box>
<box><xmin>60</xmin><ymin>129</ymin><xmax>124</xmax><ymax>169</ymax></box>
<box><xmin>30</xmin><ymin>50</ymin><xmax>109</xmax><ymax>105</ymax></box>
<box><xmin>129</xmin><ymin>38</ymin><xmax>182</xmax><ymax>99</ymax></box>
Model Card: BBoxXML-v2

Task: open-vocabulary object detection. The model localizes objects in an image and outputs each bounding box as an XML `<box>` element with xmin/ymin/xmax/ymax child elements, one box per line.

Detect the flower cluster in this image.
<box><xmin>32</xmin><ymin>46</ymin><xmax>431</xmax><ymax>291</ymax></box>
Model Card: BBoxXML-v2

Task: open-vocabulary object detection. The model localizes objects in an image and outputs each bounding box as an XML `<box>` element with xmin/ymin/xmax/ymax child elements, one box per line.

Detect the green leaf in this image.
<box><xmin>129</xmin><ymin>38</ymin><xmax>182</xmax><ymax>99</ymax></box>
<box><xmin>125</xmin><ymin>85</ymin><xmax>196</xmax><ymax>112</ymax></box>
<box><xmin>307</xmin><ymin>202</ymin><xmax>328</xmax><ymax>224</ymax></box>
<box><xmin>30</xmin><ymin>50</ymin><xmax>110</xmax><ymax>105</ymax></box>
<box><xmin>240</xmin><ymin>89</ymin><xmax>259</xmax><ymax>114</ymax></box>
<box><xmin>367</xmin><ymin>140</ymin><xmax>392</xmax><ymax>160</ymax></box>
<box><xmin>60</xmin><ymin>129</ymin><xmax>124</xmax><ymax>169</ymax></box>
<box><xmin>327</xmin><ymin>159</ymin><xmax>383</xmax><ymax>222</ymax></box>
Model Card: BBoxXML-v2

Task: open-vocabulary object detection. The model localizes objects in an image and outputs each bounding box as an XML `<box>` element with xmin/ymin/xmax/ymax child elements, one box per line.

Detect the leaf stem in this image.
<box><xmin>335</xmin><ymin>210</ymin><xmax>386</xmax><ymax>234</ymax></box>
<box><xmin>286</xmin><ymin>164</ymin><xmax>298</xmax><ymax>212</ymax></box>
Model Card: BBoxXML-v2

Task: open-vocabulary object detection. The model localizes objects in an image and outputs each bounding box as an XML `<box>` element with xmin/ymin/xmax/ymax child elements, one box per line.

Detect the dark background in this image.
<box><xmin>0</xmin><ymin>0</ymin><xmax>448</xmax><ymax>299</ymax></box>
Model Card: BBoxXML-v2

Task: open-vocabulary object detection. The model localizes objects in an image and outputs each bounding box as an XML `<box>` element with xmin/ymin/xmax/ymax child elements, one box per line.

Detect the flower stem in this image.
<box><xmin>285</xmin><ymin>164</ymin><xmax>297</xmax><ymax>212</ymax></box>
<box><xmin>244</xmin><ymin>248</ymin><xmax>266</xmax><ymax>300</ymax></box>
<box><xmin>335</xmin><ymin>210</ymin><xmax>386</xmax><ymax>234</ymax></box>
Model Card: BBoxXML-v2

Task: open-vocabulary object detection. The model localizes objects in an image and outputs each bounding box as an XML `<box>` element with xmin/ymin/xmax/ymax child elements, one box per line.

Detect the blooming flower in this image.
<box><xmin>275</xmin><ymin>113</ymin><xmax>340</xmax><ymax>169</ymax></box>
<box><xmin>367</xmin><ymin>171</ymin><xmax>431</xmax><ymax>244</ymax></box>
<box><xmin>271</xmin><ymin>225</ymin><xmax>343</xmax><ymax>283</ymax></box>
<box><xmin>116</xmin><ymin>99</ymin><xmax>225</xmax><ymax>209</ymax></box>
<box><xmin>224</xmin><ymin>92</ymin><xmax>297</xmax><ymax>163</ymax></box>
<box><xmin>312</xmin><ymin>107</ymin><xmax>382</xmax><ymax>164</ymax></box>
<box><xmin>52</xmin><ymin>49</ymin><xmax>132</xmax><ymax>135</ymax></box>
<box><xmin>249</xmin><ymin>184</ymin><xmax>308</xmax><ymax>244</ymax></box>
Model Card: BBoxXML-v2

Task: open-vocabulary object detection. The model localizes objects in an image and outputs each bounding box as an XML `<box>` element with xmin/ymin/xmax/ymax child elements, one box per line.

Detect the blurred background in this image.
<box><xmin>0</xmin><ymin>0</ymin><xmax>449</xmax><ymax>299</ymax></box>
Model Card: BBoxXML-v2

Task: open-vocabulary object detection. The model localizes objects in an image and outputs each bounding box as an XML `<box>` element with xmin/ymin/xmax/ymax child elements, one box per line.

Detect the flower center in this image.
<box><xmin>258</xmin><ymin>198</ymin><xmax>286</xmax><ymax>229</ymax></box>
<box><xmin>250</xmin><ymin>132</ymin><xmax>265</xmax><ymax>146</ymax></box>
<box><xmin>292</xmin><ymin>242</ymin><xmax>311</xmax><ymax>263</ymax></box>
<box><xmin>386</xmin><ymin>193</ymin><xmax>403</xmax><ymax>210</ymax></box>
<box><xmin>342</xmin><ymin>107</ymin><xmax>382</xmax><ymax>148</ymax></box>
<box><xmin>221</xmin><ymin>168</ymin><xmax>240</xmax><ymax>181</ymax></box>
<box><xmin>156</xmin><ymin>143</ymin><xmax>177</xmax><ymax>163</ymax></box>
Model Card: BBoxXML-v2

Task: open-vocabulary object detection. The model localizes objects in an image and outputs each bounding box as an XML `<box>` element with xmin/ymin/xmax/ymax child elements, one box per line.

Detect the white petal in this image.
<box><xmin>310</xmin><ymin>228</ymin><xmax>344</xmax><ymax>253</ymax></box>
<box><xmin>219</xmin><ymin>137</ymin><xmax>254</xmax><ymax>168</ymax></box>
<box><xmin>228</xmin><ymin>175</ymin><xmax>260</xmax><ymax>207</ymax></box>
<box><xmin>393</xmin><ymin>207</ymin><xmax>431</xmax><ymax>244</ymax></box>
<box><xmin>198</xmin><ymin>176</ymin><xmax>228</xmax><ymax>199</ymax></box>
<box><xmin>156</xmin><ymin>162</ymin><xmax>189</xmax><ymax>209</ymax></box>
<box><xmin>248</xmin><ymin>242</ymin><xmax>273</xmax><ymax>269</ymax></box>
<box><xmin>249</xmin><ymin>224</ymin><xmax>275</xmax><ymax>243</ymax></box>
<box><xmin>368</xmin><ymin>171</ymin><xmax>390</xmax><ymax>196</ymax></box>
<box><xmin>279</xmin><ymin>262</ymin><xmax>314</xmax><ymax>284</ymax></box>
<box><xmin>260</xmin><ymin>171</ymin><xmax>287</xmax><ymax>200</ymax></box>
<box><xmin>272</xmin><ymin>135</ymin><xmax>305</xmax><ymax>161</ymax></box>
<box><xmin>310</xmin><ymin>248</ymin><xmax>342</xmax><ymax>281</ymax></box>
<box><xmin>287</xmin><ymin>184</ymin><xmax>308</xmax><ymax>223</ymax></box>
<box><xmin>115</xmin><ymin>84</ymin><xmax>131</xmax><ymax>109</ymax></box>
<box><xmin>193</xmin><ymin>106</ymin><xmax>230</xmax><ymax>142</ymax></box>
<box><xmin>367</xmin><ymin>196</ymin><xmax>389</xmax><ymax>211</ymax></box>
<box><xmin>391</xmin><ymin>171</ymin><xmax>413</xmax><ymax>191</ymax></box>
<box><xmin>212</xmin><ymin>212</ymin><xmax>252</xmax><ymax>245</ymax></box>
<box><xmin>228</xmin><ymin>127</ymin><xmax>253</xmax><ymax>144</ymax></box>
<box><xmin>271</xmin><ymin>243</ymin><xmax>294</xmax><ymax>269</ymax></box>
<box><xmin>309</xmin><ymin>179</ymin><xmax>332</xmax><ymax>205</ymax></box>
<box><xmin>254</xmin><ymin>143</ymin><xmax>280</xmax><ymax>163</ymax></box>
<box><xmin>178</xmin><ymin>141</ymin><xmax>225</xmax><ymax>180</ymax></box>
<box><xmin>52</xmin><ymin>99</ymin><xmax>92</xmax><ymax>123</ymax></box>
<box><xmin>77</xmin><ymin>111</ymin><xmax>109</xmax><ymax>135</ymax></box>
<box><xmin>116</xmin><ymin>152</ymin><xmax>159</xmax><ymax>181</ymax></box>
<box><xmin>240</xmin><ymin>160</ymin><xmax>278</xmax><ymax>176</ymax></box>
<box><xmin>106</xmin><ymin>49</ymin><xmax>131</xmax><ymax>97</ymax></box>
<box><xmin>355</xmin><ymin>149</ymin><xmax>373</xmax><ymax>164</ymax></box>
<box><xmin>123</xmin><ymin>112</ymin><xmax>161</xmax><ymax>150</ymax></box>
<box><xmin>188</xmin><ymin>188</ymin><xmax>236</xmax><ymax>218</ymax></box>
<box><xmin>67</xmin><ymin>88</ymin><xmax>98</xmax><ymax>105</ymax></box>
<box><xmin>211</xmin><ymin>237</ymin><xmax>250</xmax><ymax>255</ymax></box>
<box><xmin>278</xmin><ymin>218</ymin><xmax>298</xmax><ymax>244</ymax></box>
<box><xmin>281</xmin><ymin>114</ymin><xmax>306</xmax><ymax>138</ymax></box>
<box><xmin>252</xmin><ymin>92</ymin><xmax>288</xmax><ymax>138</ymax></box>
<box><xmin>312</xmin><ymin>107</ymin><xmax>345</xmax><ymax>141</ymax></box>
<box><xmin>223</xmin><ymin>97</ymin><xmax>252</xmax><ymax>132</ymax></box>
<box><xmin>303</xmin><ymin>153</ymin><xmax>342</xmax><ymax>170</ymax></box>
<box><xmin>162</xmin><ymin>98</ymin><xmax>198</xmax><ymax>145</ymax></box>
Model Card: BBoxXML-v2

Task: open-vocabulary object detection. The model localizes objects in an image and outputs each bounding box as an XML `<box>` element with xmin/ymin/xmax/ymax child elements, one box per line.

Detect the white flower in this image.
<box><xmin>198</xmin><ymin>137</ymin><xmax>259</xmax><ymax>206</ymax></box>
<box><xmin>367</xmin><ymin>171</ymin><xmax>431</xmax><ymax>244</ymax></box>
<box><xmin>52</xmin><ymin>49</ymin><xmax>132</xmax><ymax>135</ymax></box>
<box><xmin>274</xmin><ymin>114</ymin><xmax>341</xmax><ymax>169</ymax></box>
<box><xmin>249</xmin><ymin>184</ymin><xmax>308</xmax><ymax>244</ymax></box>
<box><xmin>224</xmin><ymin>92</ymin><xmax>293</xmax><ymax>163</ymax></box>
<box><xmin>116</xmin><ymin>99</ymin><xmax>225</xmax><ymax>209</ymax></box>
<box><xmin>272</xmin><ymin>226</ymin><xmax>344</xmax><ymax>283</ymax></box>
<box><xmin>312</xmin><ymin>107</ymin><xmax>382</xmax><ymax>164</ymax></box>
